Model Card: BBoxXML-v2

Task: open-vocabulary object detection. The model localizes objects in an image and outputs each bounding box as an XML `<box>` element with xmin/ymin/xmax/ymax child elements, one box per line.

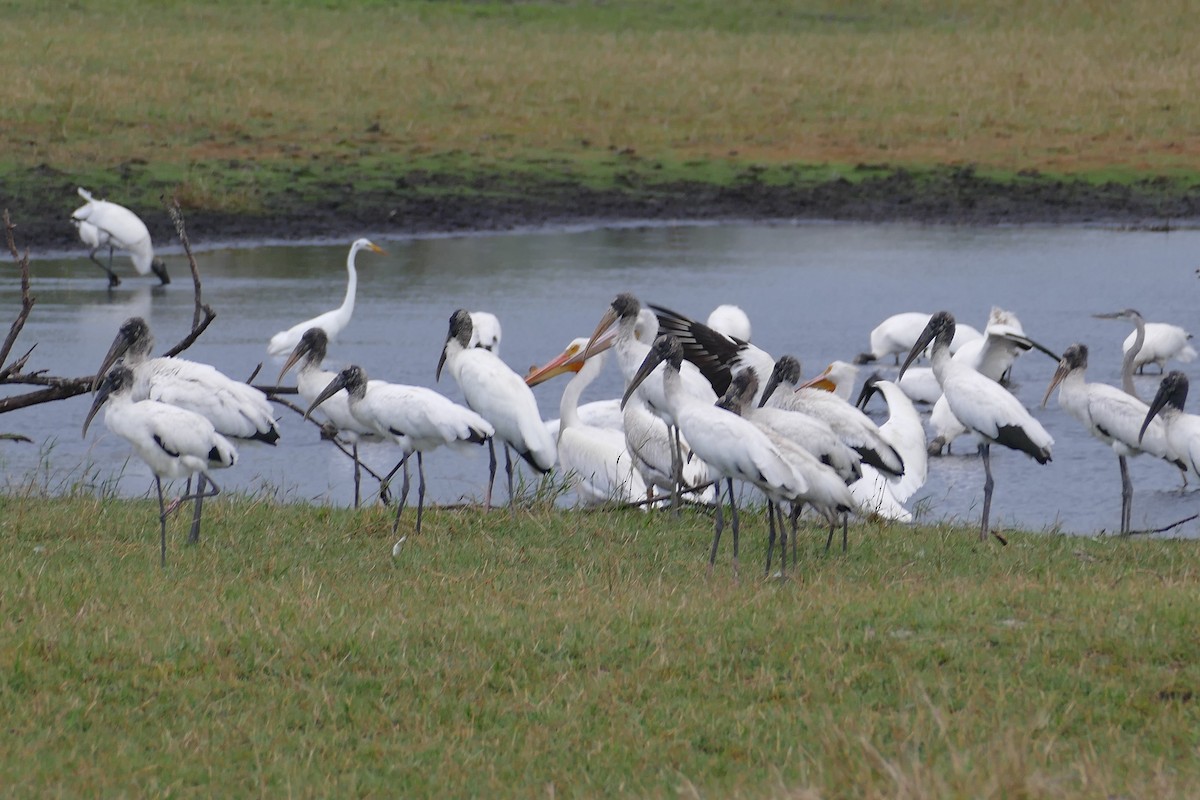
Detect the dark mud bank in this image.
<box><xmin>7</xmin><ymin>164</ymin><xmax>1200</xmax><ymax>252</ymax></box>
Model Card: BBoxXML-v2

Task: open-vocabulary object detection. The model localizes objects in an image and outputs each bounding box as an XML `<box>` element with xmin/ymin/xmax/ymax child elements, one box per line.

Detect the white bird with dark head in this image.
<box><xmin>438</xmin><ymin>309</ymin><xmax>556</xmax><ymax>511</ymax></box>
<box><xmin>852</xmin><ymin>374</ymin><xmax>928</xmax><ymax>523</ymax></box>
<box><xmin>266</xmin><ymin>238</ymin><xmax>386</xmax><ymax>357</ymax></box>
<box><xmin>900</xmin><ymin>311</ymin><xmax>1052</xmax><ymax>542</ymax></box>
<box><xmin>1043</xmin><ymin>343</ymin><xmax>1185</xmax><ymax>535</ymax></box>
<box><xmin>71</xmin><ymin>187</ymin><xmax>169</xmax><ymax>287</ymax></box>
<box><xmin>84</xmin><ymin>366</ymin><xmax>237</xmax><ymax>566</ymax></box>
<box><xmin>1139</xmin><ymin>371</ymin><xmax>1200</xmax><ymax>483</ymax></box>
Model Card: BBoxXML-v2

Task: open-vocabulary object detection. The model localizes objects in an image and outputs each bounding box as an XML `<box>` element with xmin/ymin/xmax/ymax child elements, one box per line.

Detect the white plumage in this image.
<box><xmin>1140</xmin><ymin>371</ymin><xmax>1200</xmax><ymax>482</ymax></box>
<box><xmin>71</xmin><ymin>187</ymin><xmax>169</xmax><ymax>286</ymax></box>
<box><xmin>266</xmin><ymin>238</ymin><xmax>386</xmax><ymax>357</ymax></box>
<box><xmin>84</xmin><ymin>366</ymin><xmax>237</xmax><ymax>565</ymax></box>
<box><xmin>468</xmin><ymin>311</ymin><xmax>503</xmax><ymax>354</ymax></box>
<box><xmin>855</xmin><ymin>311</ymin><xmax>981</xmax><ymax>365</ymax></box>
<box><xmin>439</xmin><ymin>310</ymin><xmax>556</xmax><ymax>508</ymax></box>
<box><xmin>1123</xmin><ymin>322</ymin><xmax>1196</xmax><ymax>374</ymax></box>
<box><xmin>706</xmin><ymin>304</ymin><xmax>752</xmax><ymax>341</ymax></box>
<box><xmin>850</xmin><ymin>376</ymin><xmax>928</xmax><ymax>523</ymax></box>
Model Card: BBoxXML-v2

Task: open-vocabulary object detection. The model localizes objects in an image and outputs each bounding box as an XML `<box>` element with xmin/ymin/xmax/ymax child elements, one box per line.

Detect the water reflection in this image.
<box><xmin>4</xmin><ymin>221</ymin><xmax>1200</xmax><ymax>537</ymax></box>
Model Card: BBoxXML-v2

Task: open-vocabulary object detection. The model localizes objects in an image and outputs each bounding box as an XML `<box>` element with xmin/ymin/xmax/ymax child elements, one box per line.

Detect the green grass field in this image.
<box><xmin>2</xmin><ymin>493</ymin><xmax>1198</xmax><ymax>796</ymax></box>
<box><xmin>4</xmin><ymin>0</ymin><xmax>1200</xmax><ymax>223</ymax></box>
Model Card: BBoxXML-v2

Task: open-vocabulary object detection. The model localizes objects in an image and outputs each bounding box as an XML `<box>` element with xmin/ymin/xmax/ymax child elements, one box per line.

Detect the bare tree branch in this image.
<box><xmin>1</xmin><ymin>210</ymin><xmax>36</xmax><ymax>372</ymax></box>
<box><xmin>162</xmin><ymin>194</ymin><xmax>204</xmax><ymax>331</ymax></box>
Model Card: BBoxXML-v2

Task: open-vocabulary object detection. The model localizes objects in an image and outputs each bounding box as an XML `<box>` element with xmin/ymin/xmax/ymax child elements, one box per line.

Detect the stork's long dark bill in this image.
<box><xmin>898</xmin><ymin>321</ymin><xmax>938</xmax><ymax>380</ymax></box>
<box><xmin>620</xmin><ymin>346</ymin><xmax>667</xmax><ymax>410</ymax></box>
<box><xmin>91</xmin><ymin>334</ymin><xmax>132</xmax><ymax>392</ymax></box>
<box><xmin>855</xmin><ymin>376</ymin><xmax>881</xmax><ymax>411</ymax></box>
<box><xmin>435</xmin><ymin>344</ymin><xmax>449</xmax><ymax>382</ymax></box>
<box><xmin>277</xmin><ymin>337</ymin><xmax>314</xmax><ymax>384</ymax></box>
<box><xmin>758</xmin><ymin>371</ymin><xmax>782</xmax><ymax>408</ymax></box>
<box><xmin>1006</xmin><ymin>332</ymin><xmax>1060</xmax><ymax>361</ymax></box>
<box><xmin>1041</xmin><ymin>361</ymin><xmax>1071</xmax><ymax>409</ymax></box>
<box><xmin>305</xmin><ymin>372</ymin><xmax>349</xmax><ymax>420</ymax></box>
<box><xmin>583</xmin><ymin>307</ymin><xmax>621</xmax><ymax>360</ymax></box>
<box><xmin>1139</xmin><ymin>383</ymin><xmax>1171</xmax><ymax>444</ymax></box>
<box><xmin>82</xmin><ymin>383</ymin><xmax>113</xmax><ymax>437</ymax></box>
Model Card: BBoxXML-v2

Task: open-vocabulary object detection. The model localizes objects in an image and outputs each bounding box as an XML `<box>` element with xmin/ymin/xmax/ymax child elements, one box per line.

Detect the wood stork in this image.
<box><xmin>278</xmin><ymin>328</ymin><xmax>384</xmax><ymax>507</ymax></box>
<box><xmin>307</xmin><ymin>365</ymin><xmax>493</xmax><ymax>537</ymax></box>
<box><xmin>717</xmin><ymin>369</ymin><xmax>856</xmax><ymax>566</ymax></box>
<box><xmin>759</xmin><ymin>356</ymin><xmax>904</xmax><ymax>478</ymax></box>
<box><xmin>438</xmin><ymin>309</ymin><xmax>556</xmax><ymax>511</ymax></box>
<box><xmin>468</xmin><ymin>311</ymin><xmax>503</xmax><ymax>354</ymax></box>
<box><xmin>926</xmin><ymin>314</ymin><xmax>1060</xmax><ymax>456</ymax></box>
<box><xmin>1140</xmin><ymin>371</ymin><xmax>1200</xmax><ymax>483</ymax></box>
<box><xmin>84</xmin><ymin>366</ymin><xmax>237</xmax><ymax>566</ymax></box>
<box><xmin>623</xmin><ymin>336</ymin><xmax>807</xmax><ymax>576</ymax></box>
<box><xmin>648</xmin><ymin>302</ymin><xmax>775</xmax><ymax>405</ymax></box>
<box><xmin>851</xmin><ymin>374</ymin><xmax>928</xmax><ymax>523</ymax></box>
<box><xmin>1043</xmin><ymin>344</ymin><xmax>1184</xmax><ymax>535</ymax></box>
<box><xmin>94</xmin><ymin>317</ymin><xmax>279</xmax><ymax>543</ymax></box>
<box><xmin>706</xmin><ymin>304</ymin><xmax>752</xmax><ymax>341</ymax></box>
<box><xmin>71</xmin><ymin>187</ymin><xmax>169</xmax><ymax>287</ymax></box>
<box><xmin>266</xmin><ymin>238</ymin><xmax>386</xmax><ymax>357</ymax></box>
<box><xmin>524</xmin><ymin>339</ymin><xmax>648</xmax><ymax>506</ymax></box>
<box><xmin>855</xmin><ymin>312</ymin><xmax>982</xmax><ymax>365</ymax></box>
<box><xmin>900</xmin><ymin>311</ymin><xmax>1053</xmax><ymax>541</ymax></box>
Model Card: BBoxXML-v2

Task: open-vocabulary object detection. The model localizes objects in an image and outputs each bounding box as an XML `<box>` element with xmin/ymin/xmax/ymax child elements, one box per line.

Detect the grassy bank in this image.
<box><xmin>3</xmin><ymin>0</ymin><xmax>1200</xmax><ymax>245</ymax></box>
<box><xmin>2</xmin><ymin>494</ymin><xmax>1198</xmax><ymax>796</ymax></box>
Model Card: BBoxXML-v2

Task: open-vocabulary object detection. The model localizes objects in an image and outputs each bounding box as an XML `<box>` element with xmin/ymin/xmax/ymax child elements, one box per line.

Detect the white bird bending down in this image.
<box><xmin>468</xmin><ymin>311</ymin><xmax>503</xmax><ymax>354</ymax></box>
<box><xmin>266</xmin><ymin>238</ymin><xmax>386</xmax><ymax>357</ymax></box>
<box><xmin>1120</xmin><ymin>316</ymin><xmax>1196</xmax><ymax>375</ymax></box>
<box><xmin>900</xmin><ymin>311</ymin><xmax>1053</xmax><ymax>542</ymax></box>
<box><xmin>525</xmin><ymin>339</ymin><xmax>648</xmax><ymax>506</ymax></box>
<box><xmin>1140</xmin><ymin>371</ymin><xmax>1200</xmax><ymax>483</ymax></box>
<box><xmin>307</xmin><ymin>364</ymin><xmax>493</xmax><ymax>536</ymax></box>
<box><xmin>71</xmin><ymin>187</ymin><xmax>169</xmax><ymax>287</ymax></box>
<box><xmin>623</xmin><ymin>336</ymin><xmax>808</xmax><ymax>576</ymax></box>
<box><xmin>438</xmin><ymin>309</ymin><xmax>556</xmax><ymax>511</ymax></box>
<box><xmin>278</xmin><ymin>328</ymin><xmax>384</xmax><ymax>507</ymax></box>
<box><xmin>855</xmin><ymin>311</ymin><xmax>981</xmax><ymax>366</ymax></box>
<box><xmin>851</xmin><ymin>374</ymin><xmax>928</xmax><ymax>523</ymax></box>
<box><xmin>1043</xmin><ymin>344</ymin><xmax>1184</xmax><ymax>535</ymax></box>
<box><xmin>84</xmin><ymin>366</ymin><xmax>237</xmax><ymax>566</ymax></box>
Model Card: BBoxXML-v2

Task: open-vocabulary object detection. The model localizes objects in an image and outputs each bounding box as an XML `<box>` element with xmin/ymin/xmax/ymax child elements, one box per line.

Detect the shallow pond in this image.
<box><xmin>4</xmin><ymin>221</ymin><xmax>1199</xmax><ymax>537</ymax></box>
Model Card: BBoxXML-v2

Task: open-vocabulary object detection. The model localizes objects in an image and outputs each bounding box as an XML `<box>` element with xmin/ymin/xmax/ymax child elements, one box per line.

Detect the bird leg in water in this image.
<box><xmin>87</xmin><ymin>246</ymin><xmax>121</xmax><ymax>287</ymax></box>
<box><xmin>979</xmin><ymin>442</ymin><xmax>994</xmax><ymax>542</ymax></box>
<box><xmin>1118</xmin><ymin>455</ymin><xmax>1132</xmax><ymax>536</ymax></box>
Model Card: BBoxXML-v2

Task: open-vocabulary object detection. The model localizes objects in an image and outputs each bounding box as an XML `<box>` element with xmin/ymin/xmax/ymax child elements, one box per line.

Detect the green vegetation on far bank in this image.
<box><xmin>1</xmin><ymin>493</ymin><xmax>1198</xmax><ymax>796</ymax></box>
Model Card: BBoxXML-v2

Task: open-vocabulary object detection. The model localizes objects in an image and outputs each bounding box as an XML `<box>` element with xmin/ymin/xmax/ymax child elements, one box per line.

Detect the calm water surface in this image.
<box><xmin>4</xmin><ymin>221</ymin><xmax>1199</xmax><ymax>537</ymax></box>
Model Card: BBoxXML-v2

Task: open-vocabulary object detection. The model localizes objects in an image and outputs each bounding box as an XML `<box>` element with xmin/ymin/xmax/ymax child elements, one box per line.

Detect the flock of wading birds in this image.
<box><xmin>69</xmin><ymin>189</ymin><xmax>1200</xmax><ymax>573</ymax></box>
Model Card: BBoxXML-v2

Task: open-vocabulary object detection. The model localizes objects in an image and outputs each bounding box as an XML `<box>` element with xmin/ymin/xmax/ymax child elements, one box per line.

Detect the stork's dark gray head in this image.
<box><xmin>620</xmin><ymin>335</ymin><xmax>684</xmax><ymax>410</ymax></box>
<box><xmin>1042</xmin><ymin>342</ymin><xmax>1088</xmax><ymax>408</ymax></box>
<box><xmin>899</xmin><ymin>311</ymin><xmax>955</xmax><ymax>379</ymax></box>
<box><xmin>83</xmin><ymin>365</ymin><xmax>135</xmax><ymax>437</ymax></box>
<box><xmin>717</xmin><ymin>368</ymin><xmax>758</xmax><ymax>415</ymax></box>
<box><xmin>1140</xmin><ymin>371</ymin><xmax>1190</xmax><ymax>443</ymax></box>
<box><xmin>92</xmin><ymin>316</ymin><xmax>154</xmax><ymax>391</ymax></box>
<box><xmin>278</xmin><ymin>327</ymin><xmax>330</xmax><ymax>383</ymax></box>
<box><xmin>855</xmin><ymin>371</ymin><xmax>885</xmax><ymax>411</ymax></box>
<box><xmin>305</xmin><ymin>364</ymin><xmax>368</xmax><ymax>419</ymax></box>
<box><xmin>757</xmin><ymin>354</ymin><xmax>801</xmax><ymax>408</ymax></box>
<box><xmin>611</xmin><ymin>293</ymin><xmax>641</xmax><ymax>321</ymax></box>
<box><xmin>436</xmin><ymin>310</ymin><xmax>475</xmax><ymax>381</ymax></box>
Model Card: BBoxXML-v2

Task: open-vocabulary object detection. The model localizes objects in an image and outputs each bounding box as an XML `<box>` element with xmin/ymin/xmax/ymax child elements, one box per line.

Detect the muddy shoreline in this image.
<box><xmin>7</xmin><ymin>165</ymin><xmax>1200</xmax><ymax>253</ymax></box>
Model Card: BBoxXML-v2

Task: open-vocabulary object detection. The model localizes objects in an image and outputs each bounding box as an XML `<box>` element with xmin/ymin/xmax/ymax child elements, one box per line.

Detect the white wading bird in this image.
<box><xmin>278</xmin><ymin>328</ymin><xmax>384</xmax><ymax>508</ymax></box>
<box><xmin>622</xmin><ymin>336</ymin><xmax>808</xmax><ymax>577</ymax></box>
<box><xmin>438</xmin><ymin>309</ymin><xmax>556</xmax><ymax>511</ymax></box>
<box><xmin>71</xmin><ymin>187</ymin><xmax>169</xmax><ymax>287</ymax></box>
<box><xmin>525</xmin><ymin>339</ymin><xmax>648</xmax><ymax>506</ymax></box>
<box><xmin>468</xmin><ymin>311</ymin><xmax>503</xmax><ymax>354</ymax></box>
<box><xmin>899</xmin><ymin>311</ymin><xmax>1053</xmax><ymax>541</ymax></box>
<box><xmin>852</xmin><ymin>374</ymin><xmax>928</xmax><ymax>523</ymax></box>
<box><xmin>1123</xmin><ymin>320</ymin><xmax>1196</xmax><ymax>375</ymax></box>
<box><xmin>1140</xmin><ymin>371</ymin><xmax>1200</xmax><ymax>483</ymax></box>
<box><xmin>855</xmin><ymin>311</ymin><xmax>982</xmax><ymax>365</ymax></box>
<box><xmin>706</xmin><ymin>304</ymin><xmax>752</xmax><ymax>341</ymax></box>
<box><xmin>307</xmin><ymin>364</ymin><xmax>493</xmax><ymax>537</ymax></box>
<box><xmin>94</xmin><ymin>317</ymin><xmax>279</xmax><ymax>543</ymax></box>
<box><xmin>266</xmin><ymin>238</ymin><xmax>386</xmax><ymax>357</ymax></box>
<box><xmin>717</xmin><ymin>369</ymin><xmax>856</xmax><ymax>568</ymax></box>
<box><xmin>84</xmin><ymin>366</ymin><xmax>237</xmax><ymax>567</ymax></box>
<box><xmin>1043</xmin><ymin>344</ymin><xmax>1185</xmax><ymax>535</ymax></box>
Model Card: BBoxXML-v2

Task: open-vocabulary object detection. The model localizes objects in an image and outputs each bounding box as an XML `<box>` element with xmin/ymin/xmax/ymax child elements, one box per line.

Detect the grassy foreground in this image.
<box><xmin>4</xmin><ymin>0</ymin><xmax>1200</xmax><ymax>241</ymax></box>
<box><xmin>2</xmin><ymin>493</ymin><xmax>1198</xmax><ymax>796</ymax></box>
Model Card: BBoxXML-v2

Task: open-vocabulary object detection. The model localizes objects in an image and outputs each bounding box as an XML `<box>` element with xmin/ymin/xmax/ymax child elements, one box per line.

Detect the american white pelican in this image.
<box><xmin>71</xmin><ymin>187</ymin><xmax>169</xmax><ymax>287</ymax></box>
<box><xmin>706</xmin><ymin>304</ymin><xmax>752</xmax><ymax>341</ymax></box>
<box><xmin>797</xmin><ymin>361</ymin><xmax>860</xmax><ymax>403</ymax></box>
<box><xmin>438</xmin><ymin>309</ymin><xmax>556</xmax><ymax>510</ymax></box>
<box><xmin>468</xmin><ymin>311</ymin><xmax>503</xmax><ymax>354</ymax></box>
<box><xmin>266</xmin><ymin>238</ymin><xmax>386</xmax><ymax>357</ymax></box>
<box><xmin>851</xmin><ymin>374</ymin><xmax>928</xmax><ymax>523</ymax></box>
<box><xmin>1043</xmin><ymin>344</ymin><xmax>1184</xmax><ymax>535</ymax></box>
<box><xmin>900</xmin><ymin>312</ymin><xmax>1053</xmax><ymax>541</ymax></box>
<box><xmin>760</xmin><ymin>356</ymin><xmax>904</xmax><ymax>478</ymax></box>
<box><xmin>1140</xmin><ymin>371</ymin><xmax>1200</xmax><ymax>482</ymax></box>
<box><xmin>623</xmin><ymin>336</ymin><xmax>807</xmax><ymax>576</ymax></box>
<box><xmin>84</xmin><ymin>366</ymin><xmax>237</xmax><ymax>566</ymax></box>
<box><xmin>718</xmin><ymin>369</ymin><xmax>856</xmax><ymax>564</ymax></box>
<box><xmin>307</xmin><ymin>365</ymin><xmax>493</xmax><ymax>536</ymax></box>
<box><xmin>278</xmin><ymin>328</ymin><xmax>385</xmax><ymax>507</ymax></box>
<box><xmin>525</xmin><ymin>339</ymin><xmax>647</xmax><ymax>506</ymax></box>
<box><xmin>855</xmin><ymin>312</ymin><xmax>982</xmax><ymax>365</ymax></box>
